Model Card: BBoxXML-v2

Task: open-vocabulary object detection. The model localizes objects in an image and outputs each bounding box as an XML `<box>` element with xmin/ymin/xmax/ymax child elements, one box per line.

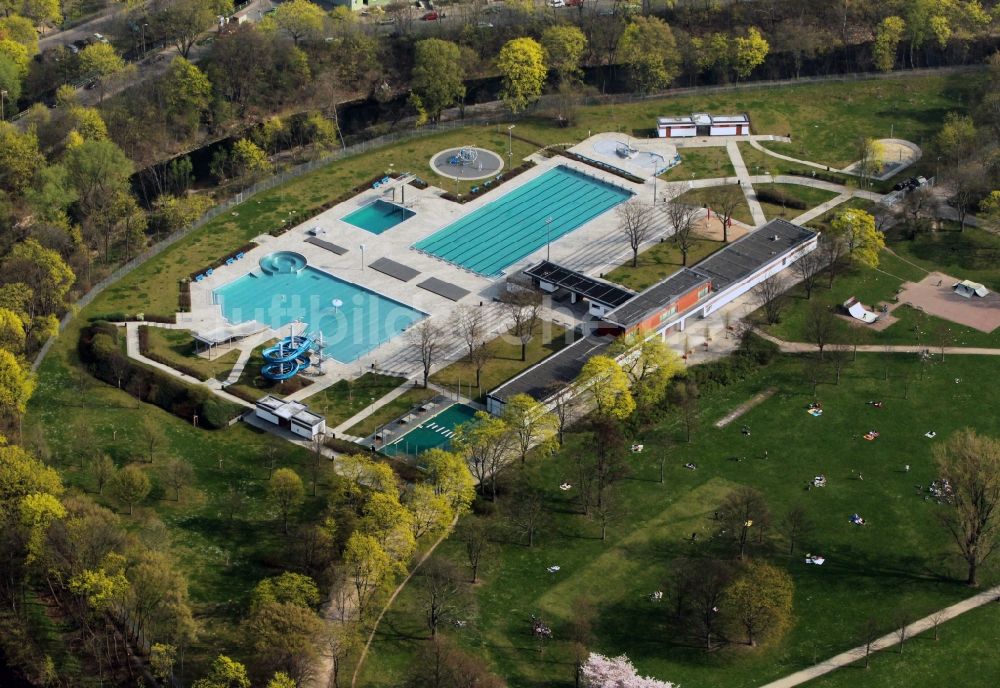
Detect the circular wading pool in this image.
<box><xmin>430</xmin><ymin>146</ymin><xmax>505</xmax><ymax>180</ymax></box>
<box><xmin>259</xmin><ymin>251</ymin><xmax>307</xmax><ymax>274</ymax></box>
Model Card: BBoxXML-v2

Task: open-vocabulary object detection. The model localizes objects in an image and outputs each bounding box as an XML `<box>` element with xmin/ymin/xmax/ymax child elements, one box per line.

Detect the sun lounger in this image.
<box><xmin>631</xmin><ymin>444</ymin><xmax>644</xmax><ymax>453</ymax></box>
<box><xmin>382</xmin><ymin>176</ymin><xmax>390</xmax><ymax>184</ymax></box>
<box><xmin>925</xmin><ymin>431</ymin><xmax>937</xmax><ymax>439</ymax></box>
<box><xmin>809</xmin><ymin>408</ymin><xmax>823</xmax><ymax>417</ymax></box>
<box><xmin>195</xmin><ymin>274</ymin><xmax>205</xmax><ymax>282</ymax></box>
<box><xmin>805</xmin><ymin>555</ymin><xmax>825</xmax><ymax>565</ymax></box>
<box><xmin>547</xmin><ymin>565</ymin><xmax>561</xmax><ymax>573</ymax></box>
<box><xmin>226</xmin><ymin>258</ymin><xmax>235</xmax><ymax>265</ymax></box>
<box><xmin>206</xmin><ymin>268</ymin><xmax>214</xmax><ymax>276</ymax></box>
<box><xmin>235</xmin><ymin>252</ymin><xmax>245</xmax><ymax>260</ymax></box>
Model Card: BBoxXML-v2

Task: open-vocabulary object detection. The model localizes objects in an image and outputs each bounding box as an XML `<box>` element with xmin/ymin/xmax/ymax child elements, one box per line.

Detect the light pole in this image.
<box><xmin>360</xmin><ymin>243</ymin><xmax>366</xmax><ymax>271</ymax></box>
<box><xmin>545</xmin><ymin>216</ymin><xmax>553</xmax><ymax>261</ymax></box>
<box><xmin>0</xmin><ymin>90</ymin><xmax>6</xmax><ymax>121</ymax></box>
<box><xmin>936</xmin><ymin>156</ymin><xmax>941</xmax><ymax>184</ymax></box>
<box><xmin>507</xmin><ymin>124</ymin><xmax>515</xmax><ymax>167</ymax></box>
<box><xmin>141</xmin><ymin>23</ymin><xmax>148</xmax><ymax>55</ymax></box>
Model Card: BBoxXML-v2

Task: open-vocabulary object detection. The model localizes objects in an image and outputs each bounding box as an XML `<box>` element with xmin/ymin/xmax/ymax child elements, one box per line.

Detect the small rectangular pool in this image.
<box><xmin>341</xmin><ymin>199</ymin><xmax>415</xmax><ymax>235</ymax></box>
<box><xmin>413</xmin><ymin>166</ymin><xmax>633</xmax><ymax>277</ymax></box>
<box><xmin>381</xmin><ymin>403</ymin><xmax>479</xmax><ymax>456</ymax></box>
<box><xmin>214</xmin><ymin>265</ymin><xmax>424</xmax><ymax>363</ymax></box>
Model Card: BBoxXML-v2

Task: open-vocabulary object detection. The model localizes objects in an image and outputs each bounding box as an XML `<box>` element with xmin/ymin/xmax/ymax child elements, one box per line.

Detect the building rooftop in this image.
<box><xmin>658</xmin><ymin>116</ymin><xmax>694</xmax><ymax>125</ymax></box>
<box><xmin>524</xmin><ymin>261</ymin><xmax>636</xmax><ymax>309</ymax></box>
<box><xmin>692</xmin><ymin>219</ymin><xmax>817</xmax><ymax>291</ymax></box>
<box><xmin>488</xmin><ymin>334</ymin><xmax>616</xmax><ymax>404</ymax></box>
<box><xmin>602</xmin><ymin>268</ymin><xmax>710</xmax><ymax>328</ymax></box>
<box><xmin>711</xmin><ymin>114</ymin><xmax>750</xmax><ymax>124</ymax></box>
<box><xmin>292</xmin><ymin>410</ymin><xmax>326</xmax><ymax>427</ymax></box>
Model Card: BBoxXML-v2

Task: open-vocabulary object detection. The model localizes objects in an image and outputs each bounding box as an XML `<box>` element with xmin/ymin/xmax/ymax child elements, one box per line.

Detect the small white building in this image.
<box><xmin>657</xmin><ymin>113</ymin><xmax>751</xmax><ymax>138</ymax></box>
<box><xmin>255</xmin><ymin>395</ymin><xmax>327</xmax><ymax>439</ymax></box>
<box><xmin>657</xmin><ymin>116</ymin><xmax>696</xmax><ymax>138</ymax></box>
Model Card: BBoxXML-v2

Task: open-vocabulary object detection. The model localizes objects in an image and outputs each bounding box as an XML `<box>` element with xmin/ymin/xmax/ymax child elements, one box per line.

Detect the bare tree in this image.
<box><xmin>929</xmin><ymin>610</ymin><xmax>947</xmax><ymax>641</ymax></box>
<box><xmin>779</xmin><ymin>504</ymin><xmax>814</xmax><ymax>555</ymax></box>
<box><xmin>827</xmin><ymin>342</ymin><xmax>850</xmax><ymax>384</ymax></box>
<box><xmin>670</xmin><ymin>557</ymin><xmax>734</xmax><ymax>650</ymax></box>
<box><xmin>616</xmin><ymin>198</ymin><xmax>655</xmax><ymax>267</ymax></box>
<box><xmin>408</xmin><ymin>319</ymin><xmax>444</xmax><ymax>388</ymax></box>
<box><xmin>421</xmin><ymin>559</ymin><xmax>466</xmax><ymax>637</ymax></box>
<box><xmin>667</xmin><ymin>202</ymin><xmax>700</xmax><ymax>266</ymax></box>
<box><xmin>469</xmin><ymin>341</ymin><xmax>492</xmax><ymax>389</ymax></box>
<box><xmin>453</xmin><ymin>305</ymin><xmax>487</xmax><ymax>361</ymax></box>
<box><xmin>548</xmin><ymin>381</ymin><xmax>580</xmax><ymax>446</ymax></box>
<box><xmin>500</xmin><ymin>287</ymin><xmax>543</xmax><ymax>361</ymax></box>
<box><xmin>671</xmin><ymin>381</ymin><xmax>700</xmax><ymax>443</ymax></box>
<box><xmin>593</xmin><ymin>485</ymin><xmax>621</xmax><ymax>541</ymax></box>
<box><xmin>568</xmin><ymin>597</ymin><xmax>595</xmax><ymax>687</ymax></box>
<box><xmin>948</xmin><ymin>163</ymin><xmax>987</xmax><ymax>231</ymax></box>
<box><xmin>792</xmin><ymin>250</ymin><xmax>825</xmax><ymax>299</ymax></box>
<box><xmin>139</xmin><ymin>418</ymin><xmax>164</xmax><ymax>464</ymax></box>
<box><xmin>504</xmin><ymin>481</ymin><xmax>546</xmax><ymax>547</ymax></box>
<box><xmin>818</xmin><ymin>232</ymin><xmax>849</xmax><ymax>288</ymax></box>
<box><xmin>163</xmin><ymin>457</ymin><xmax>193</xmax><ymax>501</ymax></box>
<box><xmin>461</xmin><ymin>519</ymin><xmax>494</xmax><ymax>584</ymax></box>
<box><xmin>752</xmin><ymin>274</ymin><xmax>788</xmax><ymax>325</ymax></box>
<box><xmin>718</xmin><ymin>486</ymin><xmax>771</xmax><ymax>560</ymax></box>
<box><xmin>894</xmin><ymin>609</ymin><xmax>912</xmax><ymax>654</ymax></box>
<box><xmin>90</xmin><ymin>453</ymin><xmax>116</xmax><ymax>496</ymax></box>
<box><xmin>804</xmin><ymin>300</ymin><xmax>837</xmax><ymax>358</ymax></box>
<box><xmin>861</xmin><ymin>617</ymin><xmax>880</xmax><ymax>668</ymax></box>
<box><xmin>902</xmin><ymin>187</ymin><xmax>933</xmax><ymax>233</ymax></box>
<box><xmin>713</xmin><ymin>186</ymin><xmax>744</xmax><ymax>242</ymax></box>
<box><xmin>933</xmin><ymin>429</ymin><xmax>1000</xmax><ymax>586</ymax></box>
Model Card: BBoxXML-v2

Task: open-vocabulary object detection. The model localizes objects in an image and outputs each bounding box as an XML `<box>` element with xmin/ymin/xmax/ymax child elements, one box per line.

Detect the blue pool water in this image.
<box><xmin>342</xmin><ymin>199</ymin><xmax>415</xmax><ymax>234</ymax></box>
<box><xmin>214</xmin><ymin>262</ymin><xmax>424</xmax><ymax>363</ymax></box>
<box><xmin>413</xmin><ymin>166</ymin><xmax>633</xmax><ymax>277</ymax></box>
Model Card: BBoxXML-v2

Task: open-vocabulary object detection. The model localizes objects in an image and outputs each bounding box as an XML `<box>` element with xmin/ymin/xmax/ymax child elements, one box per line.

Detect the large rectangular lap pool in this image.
<box><xmin>214</xmin><ymin>265</ymin><xmax>424</xmax><ymax>363</ymax></box>
<box><xmin>413</xmin><ymin>166</ymin><xmax>633</xmax><ymax>277</ymax></box>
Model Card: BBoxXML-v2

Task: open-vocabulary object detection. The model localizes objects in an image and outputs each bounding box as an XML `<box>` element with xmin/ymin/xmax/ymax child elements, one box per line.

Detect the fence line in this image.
<box><xmin>30</xmin><ymin>64</ymin><xmax>985</xmax><ymax>372</ymax></box>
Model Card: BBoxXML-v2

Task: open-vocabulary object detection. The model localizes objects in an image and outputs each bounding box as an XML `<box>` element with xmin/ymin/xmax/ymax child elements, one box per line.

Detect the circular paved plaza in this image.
<box><xmin>430</xmin><ymin>146</ymin><xmax>505</xmax><ymax>181</ymax></box>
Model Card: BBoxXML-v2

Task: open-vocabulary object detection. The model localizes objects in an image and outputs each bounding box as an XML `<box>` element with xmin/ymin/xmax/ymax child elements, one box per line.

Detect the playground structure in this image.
<box><xmin>261</xmin><ymin>332</ymin><xmax>327</xmax><ymax>381</ymax></box>
<box><xmin>449</xmin><ymin>147</ymin><xmax>478</xmax><ymax>166</ymax></box>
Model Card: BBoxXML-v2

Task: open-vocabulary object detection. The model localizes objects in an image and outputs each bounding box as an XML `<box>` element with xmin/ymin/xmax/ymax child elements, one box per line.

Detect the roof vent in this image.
<box><xmin>771</xmin><ymin>234</ymin><xmax>780</xmax><ymax>241</ymax></box>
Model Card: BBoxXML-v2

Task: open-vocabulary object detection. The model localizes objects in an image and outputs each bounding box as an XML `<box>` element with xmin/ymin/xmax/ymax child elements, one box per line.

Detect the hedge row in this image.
<box><xmin>137</xmin><ymin>326</ymin><xmax>211</xmax><ymax>382</ymax></box>
<box><xmin>268</xmin><ymin>173</ymin><xmax>403</xmax><ymax>238</ymax></box>
<box><xmin>687</xmin><ymin>331</ymin><xmax>780</xmax><ymax>393</ymax></box>
<box><xmin>440</xmin><ymin>161</ymin><xmax>536</xmax><ymax>203</ymax></box>
<box><xmin>79</xmin><ymin>322</ymin><xmax>241</xmax><ymax>429</ymax></box>
<box><xmin>755</xmin><ymin>188</ymin><xmax>807</xmax><ymax>210</ymax></box>
<box><xmin>88</xmin><ymin>313</ymin><xmax>176</xmax><ymax>324</ymax></box>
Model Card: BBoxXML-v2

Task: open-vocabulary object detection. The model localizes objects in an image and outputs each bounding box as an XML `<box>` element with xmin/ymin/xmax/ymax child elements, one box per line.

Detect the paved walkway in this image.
<box><xmin>759</xmin><ymin>585</ymin><xmax>1000</xmax><ymax>688</ymax></box>
<box><xmin>791</xmin><ymin>192</ymin><xmax>854</xmax><ymax>225</ymax></box>
<box><xmin>747</xmin><ymin>138</ymin><xmax>832</xmax><ymax>173</ymax></box>
<box><xmin>330</xmin><ymin>380</ymin><xmax>415</xmax><ymax>437</ymax></box>
<box><xmin>726</xmin><ymin>140</ymin><xmax>768</xmax><ymax>226</ymax></box>
<box><xmin>753</xmin><ymin>328</ymin><xmax>1000</xmax><ymax>356</ymax></box>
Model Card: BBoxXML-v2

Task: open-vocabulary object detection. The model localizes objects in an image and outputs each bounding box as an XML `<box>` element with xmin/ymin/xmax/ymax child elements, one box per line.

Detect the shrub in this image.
<box><xmin>755</xmin><ymin>188</ymin><xmax>806</xmax><ymax>210</ymax></box>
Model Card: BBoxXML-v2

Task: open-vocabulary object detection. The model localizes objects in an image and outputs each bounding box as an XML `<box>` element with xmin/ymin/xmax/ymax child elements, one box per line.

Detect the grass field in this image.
<box><xmin>805</xmin><ymin>602</ymin><xmax>1000</xmax><ymax>687</ymax></box>
<box><xmin>303</xmin><ymin>372</ymin><xmax>406</xmax><ymax>429</ymax></box>
<box><xmin>662</xmin><ymin>146</ymin><xmax>735</xmax><ymax>181</ymax></box>
<box><xmin>605</xmin><ymin>235</ymin><xmax>726</xmax><ymax>291</ymax></box>
<box><xmin>142</xmin><ymin>326</ymin><xmax>240</xmax><ymax>381</ymax></box>
<box><xmin>430</xmin><ymin>322</ymin><xmax>571</xmax><ymax>402</ymax></box>
<box><xmin>887</xmin><ymin>228</ymin><xmax>1000</xmax><ymax>292</ymax></box>
<box><xmin>346</xmin><ymin>386</ymin><xmax>439</xmax><ymax>438</ymax></box>
<box><xmin>672</xmin><ymin>186</ymin><xmax>755</xmax><ymax>226</ymax></box>
<box><xmin>357</xmin><ymin>352</ymin><xmax>1000</xmax><ymax>688</ymax></box>
<box><xmin>755</xmin><ymin>183</ymin><xmax>840</xmax><ymax>222</ymax></box>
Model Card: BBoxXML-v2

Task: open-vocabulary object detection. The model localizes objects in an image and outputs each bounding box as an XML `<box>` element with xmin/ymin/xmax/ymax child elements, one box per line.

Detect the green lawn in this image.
<box><xmin>661</xmin><ymin>146</ymin><xmax>735</xmax><ymax>181</ymax></box>
<box><xmin>605</xmin><ymin>236</ymin><xmax>726</xmax><ymax>292</ymax></box>
<box><xmin>806</xmin><ymin>602</ymin><xmax>1000</xmax><ymax>688</ymax></box>
<box><xmin>887</xmin><ymin>228</ymin><xmax>1000</xmax><ymax>292</ymax></box>
<box><xmin>430</xmin><ymin>322</ymin><xmax>570</xmax><ymax>402</ymax></box>
<box><xmin>142</xmin><ymin>326</ymin><xmax>241</xmax><ymax>381</ymax></box>
<box><xmin>755</xmin><ymin>183</ymin><xmax>840</xmax><ymax>222</ymax></box>
<box><xmin>345</xmin><ymin>387</ymin><xmax>439</xmax><ymax>439</ymax></box>
<box><xmin>302</xmin><ymin>372</ymin><xmax>406</xmax><ymax>430</ymax></box>
<box><xmin>358</xmin><ymin>352</ymin><xmax>1000</xmax><ymax>688</ymax></box>
<box><xmin>671</xmin><ymin>185</ymin><xmax>755</xmax><ymax>226</ymax></box>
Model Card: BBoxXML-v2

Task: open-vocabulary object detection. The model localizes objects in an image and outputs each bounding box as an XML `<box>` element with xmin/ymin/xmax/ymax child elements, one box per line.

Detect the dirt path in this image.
<box><xmin>758</xmin><ymin>585</ymin><xmax>1000</xmax><ymax>688</ymax></box>
<box><xmin>715</xmin><ymin>387</ymin><xmax>778</xmax><ymax>428</ymax></box>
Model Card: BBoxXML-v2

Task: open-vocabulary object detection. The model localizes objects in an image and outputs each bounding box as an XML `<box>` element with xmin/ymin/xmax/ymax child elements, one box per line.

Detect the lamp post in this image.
<box><xmin>0</xmin><ymin>90</ymin><xmax>6</xmax><ymax>121</ymax></box>
<box><xmin>360</xmin><ymin>243</ymin><xmax>366</xmax><ymax>271</ymax></box>
<box><xmin>507</xmin><ymin>124</ymin><xmax>516</xmax><ymax>166</ymax></box>
<box><xmin>141</xmin><ymin>23</ymin><xmax>148</xmax><ymax>55</ymax></box>
<box><xmin>936</xmin><ymin>156</ymin><xmax>941</xmax><ymax>185</ymax></box>
<box><xmin>545</xmin><ymin>216</ymin><xmax>553</xmax><ymax>261</ymax></box>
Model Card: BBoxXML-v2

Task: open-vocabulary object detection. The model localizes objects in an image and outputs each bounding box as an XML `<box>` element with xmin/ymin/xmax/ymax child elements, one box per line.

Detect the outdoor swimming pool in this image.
<box><xmin>214</xmin><ymin>258</ymin><xmax>424</xmax><ymax>363</ymax></box>
<box><xmin>341</xmin><ymin>199</ymin><xmax>415</xmax><ymax>234</ymax></box>
<box><xmin>413</xmin><ymin>166</ymin><xmax>633</xmax><ymax>277</ymax></box>
<box><xmin>381</xmin><ymin>403</ymin><xmax>479</xmax><ymax>456</ymax></box>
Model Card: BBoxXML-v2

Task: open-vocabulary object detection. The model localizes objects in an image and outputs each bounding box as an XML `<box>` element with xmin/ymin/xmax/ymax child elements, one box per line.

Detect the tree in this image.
<box><xmin>325</xmin><ymin>621</ymin><xmax>361</xmax><ymax>688</ymax></box>
<box><xmin>411</xmin><ymin>39</ymin><xmax>465</xmax><ymax>123</ymax></box>
<box><xmin>936</xmin><ymin>112</ymin><xmax>978</xmax><ymax>166</ymax></box>
<box><xmin>804</xmin><ymin>300</ymin><xmax>837</xmax><ymax>359</ymax></box>
<box><xmin>981</xmin><ymin>190</ymin><xmax>1000</xmax><ymax>230</ymax></box>
<box><xmin>113</xmin><ymin>465</ymin><xmax>150</xmax><ymax>515</ymax></box>
<box><xmin>947</xmin><ymin>162</ymin><xmax>987</xmax><ymax>231</ymax></box>
<box><xmin>874</xmin><ymin>16</ymin><xmax>906</xmax><ymax>72</ymax></box>
<box><xmin>192</xmin><ymin>654</ymin><xmax>250</xmax><ymax>688</ymax></box>
<box><xmin>266</xmin><ymin>673</ymin><xmax>295</xmax><ymax>688</ymax></box>
<box><xmin>453</xmin><ymin>306</ymin><xmax>490</xmax><ymax>388</ymax></box>
<box><xmin>139</xmin><ymin>416</ymin><xmax>164</xmax><ymax>463</ymax></box>
<box><xmin>0</xmin><ymin>13</ymin><xmax>40</xmax><ymax>54</ymax></box>
<box><xmin>362</xmin><ymin>491</ymin><xmax>416</xmax><ymax>562</ymax></box>
<box><xmin>63</xmin><ymin>139</ymin><xmax>133</xmax><ymax>259</ymax></box>
<box><xmin>619</xmin><ymin>16</ymin><xmax>680</xmax><ymax>94</ymax></box>
<box><xmin>228</xmin><ymin>138</ymin><xmax>271</xmax><ymax>182</ymax></box>
<box><xmin>724</xmin><ymin>561</ymin><xmax>794</xmax><ymax>646</ymax></box>
<box><xmin>343</xmin><ymin>532</ymin><xmax>394</xmax><ymax>618</ymax></box>
<box><xmin>248</xmin><ymin>598</ymin><xmax>323</xmax><ymax>681</ymax></box>
<box><xmin>497</xmin><ymin>37</ymin><xmax>547</xmax><ymax>113</ymax></box>
<box><xmin>933</xmin><ymin>429</ymin><xmax>1000</xmax><ymax>586</ymax></box>
<box><xmin>0</xmin><ymin>122</ymin><xmax>44</xmax><ymax>195</ymax></box>
<box><xmin>423</xmin><ymin>448</ymin><xmax>475</xmax><ymax>515</ymax></box>
<box><xmin>77</xmin><ymin>42</ymin><xmax>127</xmax><ymax>102</ymax></box>
<box><xmin>455</xmin><ymin>411</ymin><xmax>513</xmax><ymax>500</ymax></box>
<box><xmin>421</xmin><ymin>558</ymin><xmax>465</xmax><ymax>637</ymax></box>
<box><xmin>500</xmin><ymin>284</ymin><xmax>542</xmax><ymax>362</ymax></box>
<box><xmin>0</xmin><ymin>53</ymin><xmax>21</xmax><ymax>108</ymax></box>
<box><xmin>712</xmin><ymin>186</ymin><xmax>743</xmax><ymax>243</ymax></box>
<box><xmin>162</xmin><ymin>57</ymin><xmax>211</xmax><ymax>135</ymax></box>
<box><xmin>752</xmin><ymin>274</ymin><xmax>788</xmax><ymax>325</ymax></box>
<box><xmin>667</xmin><ymin>201</ymin><xmax>699</xmax><ymax>266</ymax></box>
<box><xmin>272</xmin><ymin>0</ymin><xmax>324</xmax><ymax>44</ymax></box>
<box><xmin>157</xmin><ymin>0</ymin><xmax>234</xmax><ymax>58</ymax></box>
<box><xmin>461</xmin><ymin>518</ymin><xmax>493</xmax><ymax>584</ymax></box>
<box><xmin>163</xmin><ymin>457</ymin><xmax>193</xmax><ymax>501</ymax></box>
<box><xmin>502</xmin><ymin>393</ymin><xmax>558</xmax><ymax>466</ymax></box>
<box><xmin>717</xmin><ymin>486</ymin><xmax>771</xmax><ymax>559</ymax></box>
<box><xmin>581</xmin><ymin>653</ymin><xmax>676</xmax><ymax>688</ymax></box>
<box><xmin>732</xmin><ymin>27</ymin><xmax>769</xmax><ymax>80</ymax></box>
<box><xmin>779</xmin><ymin>504</ymin><xmax>815</xmax><ymax>555</ymax></box>
<box><xmin>831</xmin><ymin>208</ymin><xmax>884</xmax><ymax>268</ymax></box>
<box><xmin>669</xmin><ymin>557</ymin><xmax>734</xmax><ymax>650</ymax></box>
<box><xmin>0</xmin><ymin>348</ymin><xmax>35</xmax><ymax>423</ymax></box>
<box><xmin>269</xmin><ymin>468</ymin><xmax>304</xmax><ymax>534</ymax></box>
<box><xmin>407</xmin><ymin>635</ymin><xmax>506</xmax><ymax>688</ymax></box>
<box><xmin>577</xmin><ymin>355</ymin><xmax>634</xmax><ymax>421</ymax></box>
<box><xmin>505</xmin><ymin>479</ymin><xmax>546</xmax><ymax>547</ymax></box>
<box><xmin>541</xmin><ymin>24</ymin><xmax>587</xmax><ymax>85</ymax></box>
<box><xmin>818</xmin><ymin>230</ymin><xmax>849</xmax><ymax>289</ymax></box>
<box><xmin>408</xmin><ymin>319</ymin><xmax>443</xmax><ymax>388</ymax></box>
<box><xmin>792</xmin><ymin>249</ymin><xmax>824</xmax><ymax>299</ymax></box>
<box><xmin>90</xmin><ymin>453</ymin><xmax>116</xmax><ymax>496</ymax></box>
<box><xmin>855</xmin><ymin>138</ymin><xmax>885</xmax><ymax>189</ymax></box>
<box><xmin>408</xmin><ymin>483</ymin><xmax>452</xmax><ymax>539</ymax></box>
<box><xmin>616</xmin><ymin>198</ymin><xmax>654</xmax><ymax>268</ymax></box>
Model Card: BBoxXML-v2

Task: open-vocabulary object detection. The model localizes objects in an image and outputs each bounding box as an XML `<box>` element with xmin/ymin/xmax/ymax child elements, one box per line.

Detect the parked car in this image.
<box><xmin>65</xmin><ymin>43</ymin><xmax>80</xmax><ymax>55</ymax></box>
<box><xmin>93</xmin><ymin>33</ymin><xmax>108</xmax><ymax>44</ymax></box>
<box><xmin>547</xmin><ymin>0</ymin><xmax>566</xmax><ymax>7</ymax></box>
<box><xmin>421</xmin><ymin>11</ymin><xmax>438</xmax><ymax>20</ymax></box>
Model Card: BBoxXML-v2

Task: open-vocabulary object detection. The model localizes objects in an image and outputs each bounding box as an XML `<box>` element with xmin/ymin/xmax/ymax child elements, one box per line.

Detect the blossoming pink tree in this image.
<box><xmin>580</xmin><ymin>653</ymin><xmax>676</xmax><ymax>688</ymax></box>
